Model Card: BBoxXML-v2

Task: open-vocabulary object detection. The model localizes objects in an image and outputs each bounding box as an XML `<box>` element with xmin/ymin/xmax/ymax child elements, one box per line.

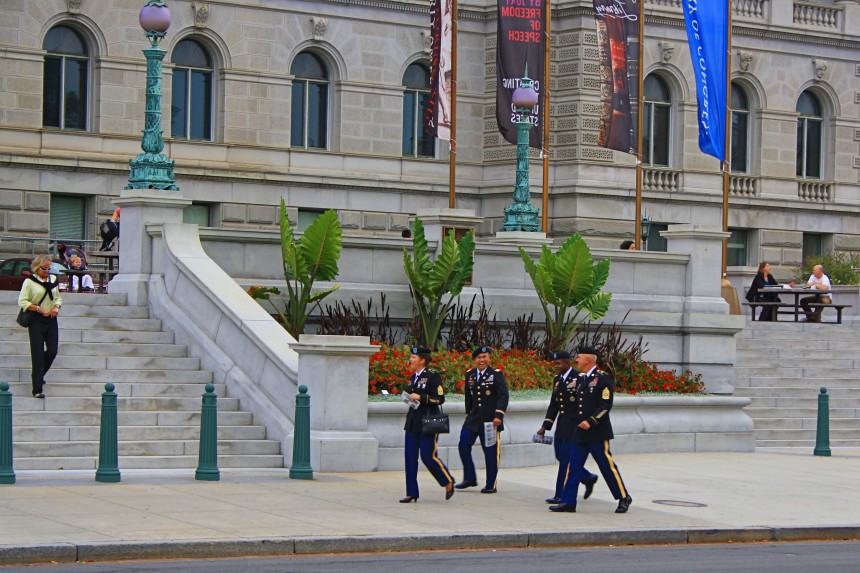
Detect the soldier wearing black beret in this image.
<box><xmin>454</xmin><ymin>346</ymin><xmax>509</xmax><ymax>494</ymax></box>
<box><xmin>400</xmin><ymin>346</ymin><xmax>455</xmax><ymax>503</ymax></box>
<box><xmin>537</xmin><ymin>349</ymin><xmax>599</xmax><ymax>504</ymax></box>
<box><xmin>549</xmin><ymin>346</ymin><xmax>632</xmax><ymax>514</ymax></box>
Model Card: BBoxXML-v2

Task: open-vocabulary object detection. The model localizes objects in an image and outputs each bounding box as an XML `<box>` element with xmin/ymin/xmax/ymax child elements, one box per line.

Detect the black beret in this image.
<box><xmin>576</xmin><ymin>346</ymin><xmax>600</xmax><ymax>357</ymax></box>
<box><xmin>472</xmin><ymin>346</ymin><xmax>492</xmax><ymax>359</ymax></box>
<box><xmin>411</xmin><ymin>346</ymin><xmax>432</xmax><ymax>357</ymax></box>
<box><xmin>550</xmin><ymin>350</ymin><xmax>571</xmax><ymax>360</ymax></box>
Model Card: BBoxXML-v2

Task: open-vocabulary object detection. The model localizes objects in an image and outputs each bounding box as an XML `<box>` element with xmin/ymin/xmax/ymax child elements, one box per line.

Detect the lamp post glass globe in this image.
<box><xmin>512</xmin><ymin>78</ymin><xmax>539</xmax><ymax>110</ymax></box>
<box><xmin>139</xmin><ymin>1</ymin><xmax>171</xmax><ymax>35</ymax></box>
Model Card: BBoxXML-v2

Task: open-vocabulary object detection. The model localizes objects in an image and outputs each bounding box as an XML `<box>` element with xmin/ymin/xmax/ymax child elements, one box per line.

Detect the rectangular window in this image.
<box><xmin>183</xmin><ymin>204</ymin><xmax>211</xmax><ymax>227</ymax></box>
<box><xmin>50</xmin><ymin>194</ymin><xmax>86</xmax><ymax>243</ymax></box>
<box><xmin>297</xmin><ymin>209</ymin><xmax>323</xmax><ymax>232</ymax></box>
<box><xmin>291</xmin><ymin>82</ymin><xmax>306</xmax><ymax>147</ymax></box>
<box><xmin>730</xmin><ymin>112</ymin><xmax>748</xmax><ymax>173</ymax></box>
<box><xmin>805</xmin><ymin>120</ymin><xmax>822</xmax><ymax>179</ymax></box>
<box><xmin>402</xmin><ymin>91</ymin><xmax>416</xmax><ymax>156</ymax></box>
<box><xmin>308</xmin><ymin>82</ymin><xmax>327</xmax><ymax>149</ymax></box>
<box><xmin>190</xmin><ymin>70</ymin><xmax>212</xmax><ymax>140</ymax></box>
<box><xmin>172</xmin><ymin>68</ymin><xmax>188</xmax><ymax>138</ymax></box>
<box><xmin>417</xmin><ymin>91</ymin><xmax>434</xmax><ymax>157</ymax></box>
<box><xmin>727</xmin><ymin>228</ymin><xmax>748</xmax><ymax>267</ymax></box>
<box><xmin>64</xmin><ymin>58</ymin><xmax>87</xmax><ymax>130</ymax></box>
<box><xmin>802</xmin><ymin>233</ymin><xmax>823</xmax><ymax>263</ymax></box>
<box><xmin>43</xmin><ymin>57</ymin><xmax>62</xmax><ymax>128</ymax></box>
<box><xmin>652</xmin><ymin>105</ymin><xmax>670</xmax><ymax>166</ymax></box>
<box><xmin>645</xmin><ymin>223</ymin><xmax>668</xmax><ymax>252</ymax></box>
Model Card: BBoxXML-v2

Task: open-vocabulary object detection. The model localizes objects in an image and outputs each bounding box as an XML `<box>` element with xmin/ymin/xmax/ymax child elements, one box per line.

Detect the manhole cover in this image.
<box><xmin>652</xmin><ymin>499</ymin><xmax>708</xmax><ymax>507</ymax></box>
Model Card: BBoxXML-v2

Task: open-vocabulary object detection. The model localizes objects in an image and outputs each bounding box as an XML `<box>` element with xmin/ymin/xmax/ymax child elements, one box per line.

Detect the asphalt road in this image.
<box><xmin>1</xmin><ymin>542</ymin><xmax>858</xmax><ymax>573</ymax></box>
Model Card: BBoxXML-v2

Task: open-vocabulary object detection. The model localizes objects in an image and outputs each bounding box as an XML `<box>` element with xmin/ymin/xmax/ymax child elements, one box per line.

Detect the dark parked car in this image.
<box><xmin>0</xmin><ymin>258</ymin><xmax>68</xmax><ymax>291</ymax></box>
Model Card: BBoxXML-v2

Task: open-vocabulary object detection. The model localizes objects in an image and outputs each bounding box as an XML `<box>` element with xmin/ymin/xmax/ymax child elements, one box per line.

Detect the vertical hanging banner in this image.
<box><xmin>496</xmin><ymin>0</ymin><xmax>546</xmax><ymax>149</ymax></box>
<box><xmin>426</xmin><ymin>0</ymin><xmax>453</xmax><ymax>140</ymax></box>
<box><xmin>593</xmin><ymin>0</ymin><xmax>640</xmax><ymax>155</ymax></box>
<box><xmin>683</xmin><ymin>0</ymin><xmax>728</xmax><ymax>161</ymax></box>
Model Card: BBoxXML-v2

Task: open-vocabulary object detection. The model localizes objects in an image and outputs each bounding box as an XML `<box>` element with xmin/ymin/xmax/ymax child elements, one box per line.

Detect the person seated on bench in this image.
<box><xmin>745</xmin><ymin>262</ymin><xmax>782</xmax><ymax>321</ymax></box>
<box><xmin>68</xmin><ymin>255</ymin><xmax>94</xmax><ymax>292</ymax></box>
<box><xmin>799</xmin><ymin>264</ymin><xmax>832</xmax><ymax>323</ymax></box>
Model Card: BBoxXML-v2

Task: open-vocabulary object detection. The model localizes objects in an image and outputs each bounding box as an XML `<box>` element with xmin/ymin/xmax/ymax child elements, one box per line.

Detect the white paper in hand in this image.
<box><xmin>484</xmin><ymin>421</ymin><xmax>497</xmax><ymax>447</ymax></box>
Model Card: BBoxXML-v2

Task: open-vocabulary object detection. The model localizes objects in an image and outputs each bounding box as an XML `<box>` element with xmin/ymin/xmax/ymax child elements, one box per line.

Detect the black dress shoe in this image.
<box><xmin>583</xmin><ymin>475</ymin><xmax>598</xmax><ymax>500</ymax></box>
<box><xmin>445</xmin><ymin>483</ymin><xmax>455</xmax><ymax>500</ymax></box>
<box><xmin>399</xmin><ymin>496</ymin><xmax>418</xmax><ymax>503</ymax></box>
<box><xmin>480</xmin><ymin>487</ymin><xmax>497</xmax><ymax>494</ymax></box>
<box><xmin>33</xmin><ymin>393</ymin><xmax>45</xmax><ymax>399</ymax></box>
<box><xmin>549</xmin><ymin>502</ymin><xmax>576</xmax><ymax>513</ymax></box>
<box><xmin>455</xmin><ymin>480</ymin><xmax>478</xmax><ymax>489</ymax></box>
<box><xmin>615</xmin><ymin>495</ymin><xmax>632</xmax><ymax>513</ymax></box>
<box><xmin>545</xmin><ymin>496</ymin><xmax>561</xmax><ymax>504</ymax></box>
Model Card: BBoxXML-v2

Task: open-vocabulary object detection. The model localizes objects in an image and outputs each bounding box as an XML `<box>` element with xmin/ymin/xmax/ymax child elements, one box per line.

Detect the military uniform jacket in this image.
<box><xmin>571</xmin><ymin>368</ymin><xmax>615</xmax><ymax>443</ymax></box>
<box><xmin>403</xmin><ymin>368</ymin><xmax>446</xmax><ymax>433</ymax></box>
<box><xmin>463</xmin><ymin>366</ymin><xmax>509</xmax><ymax>433</ymax></box>
<box><xmin>541</xmin><ymin>368</ymin><xmax>581</xmax><ymax>440</ymax></box>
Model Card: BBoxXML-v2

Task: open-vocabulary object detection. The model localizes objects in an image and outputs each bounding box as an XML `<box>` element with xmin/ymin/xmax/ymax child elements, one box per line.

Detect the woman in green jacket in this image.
<box><xmin>18</xmin><ymin>254</ymin><xmax>63</xmax><ymax>398</ymax></box>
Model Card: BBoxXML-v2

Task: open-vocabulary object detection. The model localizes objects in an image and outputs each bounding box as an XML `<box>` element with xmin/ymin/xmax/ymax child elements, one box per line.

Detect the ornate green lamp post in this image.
<box><xmin>502</xmin><ymin>74</ymin><xmax>541</xmax><ymax>232</ymax></box>
<box><xmin>125</xmin><ymin>1</ymin><xmax>179</xmax><ymax>191</ymax></box>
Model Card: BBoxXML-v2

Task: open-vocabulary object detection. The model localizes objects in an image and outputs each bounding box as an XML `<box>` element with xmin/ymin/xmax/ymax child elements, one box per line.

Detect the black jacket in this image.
<box><xmin>571</xmin><ymin>369</ymin><xmax>615</xmax><ymax>443</ymax></box>
<box><xmin>746</xmin><ymin>273</ymin><xmax>780</xmax><ymax>303</ymax></box>
<box><xmin>404</xmin><ymin>368</ymin><xmax>446</xmax><ymax>433</ymax></box>
<box><xmin>541</xmin><ymin>368</ymin><xmax>581</xmax><ymax>440</ymax></box>
<box><xmin>462</xmin><ymin>366</ymin><xmax>509</xmax><ymax>432</ymax></box>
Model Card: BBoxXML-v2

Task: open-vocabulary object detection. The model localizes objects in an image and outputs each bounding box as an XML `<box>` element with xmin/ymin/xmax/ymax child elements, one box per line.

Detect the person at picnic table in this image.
<box><xmin>68</xmin><ymin>255</ymin><xmax>94</xmax><ymax>292</ymax></box>
<box><xmin>798</xmin><ymin>264</ymin><xmax>832</xmax><ymax>323</ymax></box>
<box><xmin>745</xmin><ymin>262</ymin><xmax>782</xmax><ymax>321</ymax></box>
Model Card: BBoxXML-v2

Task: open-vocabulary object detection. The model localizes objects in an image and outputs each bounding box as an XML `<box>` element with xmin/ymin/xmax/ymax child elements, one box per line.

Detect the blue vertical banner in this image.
<box><xmin>683</xmin><ymin>0</ymin><xmax>728</xmax><ymax>161</ymax></box>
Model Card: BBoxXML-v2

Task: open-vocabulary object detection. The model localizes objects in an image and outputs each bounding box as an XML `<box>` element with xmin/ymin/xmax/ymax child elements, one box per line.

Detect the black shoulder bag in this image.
<box><xmin>16</xmin><ymin>276</ymin><xmax>52</xmax><ymax>328</ymax></box>
<box><xmin>422</xmin><ymin>404</ymin><xmax>450</xmax><ymax>435</ymax></box>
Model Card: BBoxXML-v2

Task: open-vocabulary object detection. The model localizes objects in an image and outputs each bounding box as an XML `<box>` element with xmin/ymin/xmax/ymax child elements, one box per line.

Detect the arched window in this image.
<box><xmin>171</xmin><ymin>39</ymin><xmax>213</xmax><ymax>141</ymax></box>
<box><xmin>402</xmin><ymin>63</ymin><xmax>435</xmax><ymax>158</ymax></box>
<box><xmin>730</xmin><ymin>83</ymin><xmax>749</xmax><ymax>173</ymax></box>
<box><xmin>642</xmin><ymin>74</ymin><xmax>670</xmax><ymax>167</ymax></box>
<box><xmin>43</xmin><ymin>26</ymin><xmax>89</xmax><ymax>130</ymax></box>
<box><xmin>796</xmin><ymin>91</ymin><xmax>823</xmax><ymax>179</ymax></box>
<box><xmin>291</xmin><ymin>52</ymin><xmax>328</xmax><ymax>149</ymax></box>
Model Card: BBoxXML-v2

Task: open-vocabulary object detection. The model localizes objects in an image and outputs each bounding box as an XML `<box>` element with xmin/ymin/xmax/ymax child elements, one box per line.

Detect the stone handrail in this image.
<box><xmin>145</xmin><ymin>222</ymin><xmax>299</xmax><ymax>452</ymax></box>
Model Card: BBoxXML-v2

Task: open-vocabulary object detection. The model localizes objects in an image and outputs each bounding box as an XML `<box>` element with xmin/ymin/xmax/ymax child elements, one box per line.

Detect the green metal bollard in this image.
<box><xmin>195</xmin><ymin>383</ymin><xmax>220</xmax><ymax>481</ymax></box>
<box><xmin>813</xmin><ymin>386</ymin><xmax>832</xmax><ymax>457</ymax></box>
<box><xmin>95</xmin><ymin>382</ymin><xmax>121</xmax><ymax>483</ymax></box>
<box><xmin>289</xmin><ymin>385</ymin><xmax>313</xmax><ymax>480</ymax></box>
<box><xmin>0</xmin><ymin>382</ymin><xmax>15</xmax><ymax>485</ymax></box>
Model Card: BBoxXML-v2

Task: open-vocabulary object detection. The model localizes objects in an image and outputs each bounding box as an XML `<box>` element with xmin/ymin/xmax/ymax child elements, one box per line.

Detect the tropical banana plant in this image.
<box><xmin>403</xmin><ymin>219</ymin><xmax>475</xmax><ymax>349</ymax></box>
<box><xmin>249</xmin><ymin>199</ymin><xmax>342</xmax><ymax>339</ymax></box>
<box><xmin>518</xmin><ymin>234</ymin><xmax>612</xmax><ymax>353</ymax></box>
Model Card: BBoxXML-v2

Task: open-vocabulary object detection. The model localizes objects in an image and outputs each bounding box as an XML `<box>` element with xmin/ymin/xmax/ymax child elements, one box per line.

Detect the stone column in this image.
<box><xmin>662</xmin><ymin>225</ymin><xmax>744</xmax><ymax>394</ymax></box>
<box><xmin>110</xmin><ymin>189</ymin><xmax>190</xmax><ymax>305</ymax></box>
<box><xmin>415</xmin><ymin>208</ymin><xmax>482</xmax><ymax>254</ymax></box>
<box><xmin>291</xmin><ymin>335</ymin><xmax>380</xmax><ymax>472</ymax></box>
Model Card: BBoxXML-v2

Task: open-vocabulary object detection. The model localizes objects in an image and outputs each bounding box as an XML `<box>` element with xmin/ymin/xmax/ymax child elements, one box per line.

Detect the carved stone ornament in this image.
<box><xmin>737</xmin><ymin>50</ymin><xmax>753</xmax><ymax>73</ymax></box>
<box><xmin>67</xmin><ymin>0</ymin><xmax>82</xmax><ymax>14</ymax></box>
<box><xmin>311</xmin><ymin>16</ymin><xmax>327</xmax><ymax>41</ymax></box>
<box><xmin>658</xmin><ymin>41</ymin><xmax>675</xmax><ymax>63</ymax></box>
<box><xmin>421</xmin><ymin>29</ymin><xmax>432</xmax><ymax>54</ymax></box>
<box><xmin>192</xmin><ymin>2</ymin><xmax>209</xmax><ymax>28</ymax></box>
<box><xmin>813</xmin><ymin>58</ymin><xmax>828</xmax><ymax>80</ymax></box>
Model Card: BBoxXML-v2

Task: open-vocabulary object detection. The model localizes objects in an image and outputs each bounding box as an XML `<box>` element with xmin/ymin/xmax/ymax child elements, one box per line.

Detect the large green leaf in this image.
<box><xmin>411</xmin><ymin>219</ymin><xmax>433</xmax><ymax>275</ymax></box>
<box><xmin>279</xmin><ymin>199</ymin><xmax>305</xmax><ymax>281</ymax></box>
<box><xmin>591</xmin><ymin>258</ymin><xmax>611</xmax><ymax>291</ymax></box>
<box><xmin>298</xmin><ymin>209</ymin><xmax>342</xmax><ymax>282</ymax></box>
<box><xmin>428</xmin><ymin>230</ymin><xmax>462</xmax><ymax>295</ymax></box>
<box><xmin>307</xmin><ymin>284</ymin><xmax>341</xmax><ymax>304</ymax></box>
<box><xmin>403</xmin><ymin>248</ymin><xmax>431</xmax><ymax>299</ymax></box>
<box><xmin>450</xmin><ymin>231</ymin><xmax>475</xmax><ymax>295</ymax></box>
<box><xmin>579</xmin><ymin>292</ymin><xmax>612</xmax><ymax>320</ymax></box>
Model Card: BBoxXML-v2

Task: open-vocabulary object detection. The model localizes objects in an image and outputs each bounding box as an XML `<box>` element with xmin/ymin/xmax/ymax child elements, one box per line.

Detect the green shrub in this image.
<box><xmin>795</xmin><ymin>251</ymin><xmax>860</xmax><ymax>285</ymax></box>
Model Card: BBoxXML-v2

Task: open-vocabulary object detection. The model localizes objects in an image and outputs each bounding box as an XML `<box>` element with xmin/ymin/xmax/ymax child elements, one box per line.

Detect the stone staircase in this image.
<box><xmin>735</xmin><ymin>320</ymin><xmax>860</xmax><ymax>448</ymax></box>
<box><xmin>0</xmin><ymin>290</ymin><xmax>284</xmax><ymax>470</ymax></box>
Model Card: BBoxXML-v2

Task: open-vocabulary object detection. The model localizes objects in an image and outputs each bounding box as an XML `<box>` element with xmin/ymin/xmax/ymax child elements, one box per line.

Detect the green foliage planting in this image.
<box><xmin>795</xmin><ymin>251</ymin><xmax>860</xmax><ymax>285</ymax></box>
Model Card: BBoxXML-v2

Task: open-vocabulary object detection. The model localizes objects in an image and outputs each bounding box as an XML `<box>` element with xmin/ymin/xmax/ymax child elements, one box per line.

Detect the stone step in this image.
<box><xmin>11</xmin><ymin>410</ymin><xmax>255</xmax><ymax>426</ymax></box>
<box><xmin>735</xmin><ymin>371</ymin><xmax>860</xmax><ymax>392</ymax></box>
<box><xmin>745</xmin><ymin>407</ymin><xmax>860</xmax><ymax>418</ymax></box>
<box><xmin>0</xmin><ymin>291</ymin><xmax>127</xmax><ymax>306</ymax></box>
<box><xmin>753</xmin><ymin>428</ymin><xmax>860</xmax><ymax>441</ymax></box>
<box><xmin>0</xmin><ymin>316</ymin><xmax>164</xmax><ymax>331</ymax></box>
<box><xmin>6</xmin><ymin>381</ymin><xmax>226</xmax><ymax>398</ymax></box>
<box><xmin>741</xmin><ymin>396</ymin><xmax>860</xmax><ymax>409</ymax></box>
<box><xmin>752</xmin><ymin>417</ymin><xmax>860</xmax><ymax>430</ymax></box>
<box><xmin>736</xmin><ymin>326</ymin><xmax>860</xmax><ymax>340</ymax></box>
<box><xmin>735</xmin><ymin>359</ymin><xmax>859</xmax><ymax>370</ymax></box>
<box><xmin>0</xmin><ymin>355</ymin><xmax>200</xmax><ymax>370</ymax></box>
<box><xmin>734</xmin><ymin>387</ymin><xmax>860</xmax><ymax>398</ymax></box>
<box><xmin>755</xmin><ymin>439</ymin><xmax>860</xmax><ymax>448</ymax></box>
<box><xmin>13</xmin><ymin>424</ymin><xmax>268</xmax><ymax>442</ymax></box>
<box><xmin>736</xmin><ymin>341</ymin><xmax>859</xmax><ymax>356</ymax></box>
<box><xmin>0</xmin><ymin>305</ymin><xmax>151</xmax><ymax>319</ymax></box>
<box><xmin>0</xmin><ymin>329</ymin><xmax>175</xmax><ymax>343</ymax></box>
<box><xmin>12</xmin><ymin>396</ymin><xmax>241</xmax><ymax>412</ymax></box>
<box><xmin>12</xmin><ymin>454</ymin><xmax>285</xmax><ymax>471</ymax></box>
<box><xmin>0</xmin><ymin>341</ymin><xmax>187</xmax><ymax>357</ymax></box>
<box><xmin>0</xmin><ymin>369</ymin><xmax>213</xmax><ymax>384</ymax></box>
<box><xmin>14</xmin><ymin>439</ymin><xmax>281</xmax><ymax>458</ymax></box>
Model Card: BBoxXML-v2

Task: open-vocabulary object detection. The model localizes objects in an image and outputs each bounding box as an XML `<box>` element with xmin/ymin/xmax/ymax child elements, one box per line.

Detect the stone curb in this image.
<box><xmin>2</xmin><ymin>527</ymin><xmax>859</xmax><ymax>566</ymax></box>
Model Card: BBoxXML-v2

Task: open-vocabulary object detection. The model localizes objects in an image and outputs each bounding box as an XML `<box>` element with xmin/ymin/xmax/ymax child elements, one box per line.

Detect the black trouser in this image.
<box><xmin>28</xmin><ymin>313</ymin><xmax>59</xmax><ymax>395</ymax></box>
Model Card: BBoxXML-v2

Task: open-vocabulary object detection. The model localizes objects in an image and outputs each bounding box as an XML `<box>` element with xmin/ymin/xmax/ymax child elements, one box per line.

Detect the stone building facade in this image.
<box><xmin>1</xmin><ymin>0</ymin><xmax>859</xmax><ymax>280</ymax></box>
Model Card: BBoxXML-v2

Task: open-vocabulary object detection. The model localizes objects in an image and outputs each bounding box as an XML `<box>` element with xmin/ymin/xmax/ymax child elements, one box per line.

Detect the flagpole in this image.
<box><xmin>720</xmin><ymin>0</ymin><xmax>733</xmax><ymax>275</ymax></box>
<box><xmin>634</xmin><ymin>0</ymin><xmax>645</xmax><ymax>249</ymax></box>
<box><xmin>448</xmin><ymin>0</ymin><xmax>458</xmax><ymax>208</ymax></box>
<box><xmin>541</xmin><ymin>0</ymin><xmax>551</xmax><ymax>233</ymax></box>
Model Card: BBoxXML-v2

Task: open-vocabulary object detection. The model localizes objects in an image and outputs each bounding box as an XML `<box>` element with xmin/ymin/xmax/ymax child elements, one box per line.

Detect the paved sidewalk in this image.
<box><xmin>2</xmin><ymin>450</ymin><xmax>860</xmax><ymax>565</ymax></box>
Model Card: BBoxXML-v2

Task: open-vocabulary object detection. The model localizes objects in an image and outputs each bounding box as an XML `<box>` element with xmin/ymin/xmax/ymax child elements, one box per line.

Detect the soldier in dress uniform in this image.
<box><xmin>536</xmin><ymin>350</ymin><xmax>599</xmax><ymax>504</ymax></box>
<box><xmin>549</xmin><ymin>346</ymin><xmax>632</xmax><ymax>513</ymax></box>
<box><xmin>400</xmin><ymin>346</ymin><xmax>456</xmax><ymax>503</ymax></box>
<box><xmin>455</xmin><ymin>346</ymin><xmax>509</xmax><ymax>494</ymax></box>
